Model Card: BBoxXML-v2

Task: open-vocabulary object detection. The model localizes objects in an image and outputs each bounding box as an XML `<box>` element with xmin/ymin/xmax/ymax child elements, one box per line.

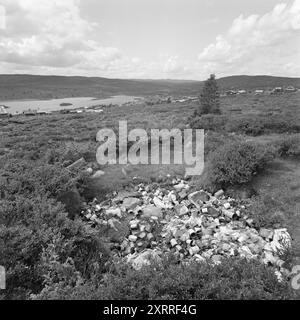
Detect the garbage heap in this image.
<box><xmin>82</xmin><ymin>179</ymin><xmax>291</xmax><ymax>280</ymax></box>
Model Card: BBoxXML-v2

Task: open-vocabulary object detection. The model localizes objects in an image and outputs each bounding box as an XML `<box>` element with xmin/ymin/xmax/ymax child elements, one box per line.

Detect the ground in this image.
<box><xmin>1</xmin><ymin>92</ymin><xmax>300</xmax><ymax>258</ymax></box>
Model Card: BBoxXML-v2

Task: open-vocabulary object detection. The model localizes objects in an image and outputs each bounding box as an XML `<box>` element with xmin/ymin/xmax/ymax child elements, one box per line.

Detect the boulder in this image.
<box><xmin>141</xmin><ymin>205</ymin><xmax>163</xmax><ymax>219</ymax></box>
<box><xmin>122</xmin><ymin>197</ymin><xmax>141</xmax><ymax>210</ymax></box>
<box><xmin>127</xmin><ymin>249</ymin><xmax>161</xmax><ymax>270</ymax></box>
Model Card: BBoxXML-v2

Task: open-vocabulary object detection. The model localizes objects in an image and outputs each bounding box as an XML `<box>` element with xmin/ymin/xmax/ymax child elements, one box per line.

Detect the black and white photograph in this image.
<box><xmin>0</xmin><ymin>0</ymin><xmax>300</xmax><ymax>305</ymax></box>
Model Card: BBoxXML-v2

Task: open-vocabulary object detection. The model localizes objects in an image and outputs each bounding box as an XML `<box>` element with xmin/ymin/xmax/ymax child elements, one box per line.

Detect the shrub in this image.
<box><xmin>274</xmin><ymin>134</ymin><xmax>300</xmax><ymax>157</ymax></box>
<box><xmin>200</xmin><ymin>141</ymin><xmax>275</xmax><ymax>191</ymax></box>
<box><xmin>35</xmin><ymin>256</ymin><xmax>295</xmax><ymax>300</ymax></box>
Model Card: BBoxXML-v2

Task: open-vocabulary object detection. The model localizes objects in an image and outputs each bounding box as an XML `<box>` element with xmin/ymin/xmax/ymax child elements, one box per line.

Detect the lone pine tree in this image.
<box><xmin>198</xmin><ymin>74</ymin><xmax>221</xmax><ymax>115</ymax></box>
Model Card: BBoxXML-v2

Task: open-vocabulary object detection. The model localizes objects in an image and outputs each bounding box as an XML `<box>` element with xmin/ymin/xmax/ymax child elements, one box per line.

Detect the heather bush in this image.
<box><xmin>35</xmin><ymin>255</ymin><xmax>295</xmax><ymax>300</ymax></box>
<box><xmin>274</xmin><ymin>134</ymin><xmax>300</xmax><ymax>157</ymax></box>
<box><xmin>200</xmin><ymin>141</ymin><xmax>275</xmax><ymax>191</ymax></box>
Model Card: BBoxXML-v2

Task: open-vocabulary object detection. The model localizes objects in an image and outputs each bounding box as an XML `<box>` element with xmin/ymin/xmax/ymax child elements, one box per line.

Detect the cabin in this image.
<box><xmin>285</xmin><ymin>86</ymin><xmax>297</xmax><ymax>92</ymax></box>
<box><xmin>254</xmin><ymin>89</ymin><xmax>264</xmax><ymax>95</ymax></box>
<box><xmin>23</xmin><ymin>109</ymin><xmax>38</xmax><ymax>116</ymax></box>
<box><xmin>271</xmin><ymin>87</ymin><xmax>283</xmax><ymax>94</ymax></box>
<box><xmin>0</xmin><ymin>106</ymin><xmax>11</xmax><ymax>118</ymax></box>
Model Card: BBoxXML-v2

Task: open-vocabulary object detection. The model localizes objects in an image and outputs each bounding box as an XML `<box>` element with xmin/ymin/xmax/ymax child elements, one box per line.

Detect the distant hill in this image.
<box><xmin>0</xmin><ymin>74</ymin><xmax>299</xmax><ymax>100</ymax></box>
<box><xmin>217</xmin><ymin>75</ymin><xmax>300</xmax><ymax>90</ymax></box>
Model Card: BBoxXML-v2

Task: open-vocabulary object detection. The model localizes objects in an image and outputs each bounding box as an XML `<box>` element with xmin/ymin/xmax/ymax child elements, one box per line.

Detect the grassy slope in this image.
<box><xmin>1</xmin><ymin>74</ymin><xmax>300</xmax><ymax>100</ymax></box>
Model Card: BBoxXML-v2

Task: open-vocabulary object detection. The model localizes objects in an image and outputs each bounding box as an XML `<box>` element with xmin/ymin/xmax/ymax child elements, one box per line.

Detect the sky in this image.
<box><xmin>0</xmin><ymin>0</ymin><xmax>299</xmax><ymax>80</ymax></box>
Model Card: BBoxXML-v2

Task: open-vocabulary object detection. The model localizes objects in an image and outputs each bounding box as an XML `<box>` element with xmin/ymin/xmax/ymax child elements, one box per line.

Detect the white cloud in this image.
<box><xmin>198</xmin><ymin>0</ymin><xmax>300</xmax><ymax>77</ymax></box>
<box><xmin>0</xmin><ymin>0</ymin><xmax>124</xmax><ymax>72</ymax></box>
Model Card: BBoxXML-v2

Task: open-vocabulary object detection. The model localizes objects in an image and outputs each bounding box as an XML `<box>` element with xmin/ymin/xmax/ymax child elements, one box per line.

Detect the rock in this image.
<box><xmin>122</xmin><ymin>197</ymin><xmax>141</xmax><ymax>210</ymax></box>
<box><xmin>153</xmin><ymin>197</ymin><xmax>166</xmax><ymax>208</ymax></box>
<box><xmin>85</xmin><ymin>167</ymin><xmax>93</xmax><ymax>174</ymax></box>
<box><xmin>128</xmin><ymin>235</ymin><xmax>138</xmax><ymax>242</ymax></box>
<box><xmin>223</xmin><ymin>203</ymin><xmax>231</xmax><ymax>210</ymax></box>
<box><xmin>174</xmin><ymin>183</ymin><xmax>186</xmax><ymax>191</ymax></box>
<box><xmin>269</xmin><ymin>228</ymin><xmax>291</xmax><ymax>251</ymax></box>
<box><xmin>106</xmin><ymin>207</ymin><xmax>122</xmax><ymax>218</ymax></box>
<box><xmin>170</xmin><ymin>239</ymin><xmax>178</xmax><ymax>247</ymax></box>
<box><xmin>175</xmin><ymin>204</ymin><xmax>189</xmax><ymax>216</ymax></box>
<box><xmin>188</xmin><ymin>191</ymin><xmax>210</xmax><ymax>208</ymax></box>
<box><xmin>127</xmin><ymin>249</ymin><xmax>161</xmax><ymax>270</ymax></box>
<box><xmin>178</xmin><ymin>189</ymin><xmax>188</xmax><ymax>199</ymax></box>
<box><xmin>194</xmin><ymin>254</ymin><xmax>206</xmax><ymax>263</ymax></box>
<box><xmin>189</xmin><ymin>245</ymin><xmax>200</xmax><ymax>255</ymax></box>
<box><xmin>207</xmin><ymin>207</ymin><xmax>220</xmax><ymax>218</ymax></box>
<box><xmin>142</xmin><ymin>205</ymin><xmax>163</xmax><ymax>218</ymax></box>
<box><xmin>259</xmin><ymin>228</ymin><xmax>274</xmax><ymax>240</ymax></box>
<box><xmin>139</xmin><ymin>232</ymin><xmax>147</xmax><ymax>239</ymax></box>
<box><xmin>92</xmin><ymin>170</ymin><xmax>105</xmax><ymax>179</ymax></box>
<box><xmin>147</xmin><ymin>233</ymin><xmax>154</xmax><ymax>240</ymax></box>
<box><xmin>223</xmin><ymin>210</ymin><xmax>236</xmax><ymax>220</ymax></box>
<box><xmin>86</xmin><ymin>213</ymin><xmax>92</xmax><ymax>219</ymax></box>
<box><xmin>211</xmin><ymin>254</ymin><xmax>222</xmax><ymax>264</ymax></box>
<box><xmin>214</xmin><ymin>190</ymin><xmax>224</xmax><ymax>198</ymax></box>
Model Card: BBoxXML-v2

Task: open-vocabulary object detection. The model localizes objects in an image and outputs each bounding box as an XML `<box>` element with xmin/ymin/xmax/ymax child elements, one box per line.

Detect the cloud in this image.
<box><xmin>198</xmin><ymin>0</ymin><xmax>300</xmax><ymax>77</ymax></box>
<box><xmin>0</xmin><ymin>0</ymin><xmax>124</xmax><ymax>72</ymax></box>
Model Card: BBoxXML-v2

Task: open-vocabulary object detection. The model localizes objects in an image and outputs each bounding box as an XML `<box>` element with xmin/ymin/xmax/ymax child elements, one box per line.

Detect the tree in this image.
<box><xmin>198</xmin><ymin>74</ymin><xmax>221</xmax><ymax>115</ymax></box>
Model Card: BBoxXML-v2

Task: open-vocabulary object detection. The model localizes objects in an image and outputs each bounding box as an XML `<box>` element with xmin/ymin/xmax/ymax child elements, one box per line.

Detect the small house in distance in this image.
<box><xmin>254</xmin><ymin>89</ymin><xmax>264</xmax><ymax>95</ymax></box>
<box><xmin>0</xmin><ymin>105</ymin><xmax>11</xmax><ymax>118</ymax></box>
<box><xmin>23</xmin><ymin>109</ymin><xmax>38</xmax><ymax>116</ymax></box>
<box><xmin>271</xmin><ymin>87</ymin><xmax>283</xmax><ymax>94</ymax></box>
<box><xmin>285</xmin><ymin>85</ymin><xmax>297</xmax><ymax>92</ymax></box>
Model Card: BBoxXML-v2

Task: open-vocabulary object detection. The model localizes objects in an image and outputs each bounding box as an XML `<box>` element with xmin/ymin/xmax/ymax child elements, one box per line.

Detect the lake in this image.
<box><xmin>0</xmin><ymin>95</ymin><xmax>141</xmax><ymax>114</ymax></box>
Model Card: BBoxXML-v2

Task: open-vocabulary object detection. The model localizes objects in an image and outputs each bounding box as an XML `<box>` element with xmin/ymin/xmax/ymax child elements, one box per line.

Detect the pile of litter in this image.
<box><xmin>82</xmin><ymin>178</ymin><xmax>291</xmax><ymax>280</ymax></box>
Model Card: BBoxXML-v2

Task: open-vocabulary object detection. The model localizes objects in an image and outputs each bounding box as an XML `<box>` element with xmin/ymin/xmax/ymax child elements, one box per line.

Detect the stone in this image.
<box><xmin>259</xmin><ymin>228</ymin><xmax>274</xmax><ymax>240</ymax></box>
<box><xmin>85</xmin><ymin>167</ymin><xmax>93</xmax><ymax>174</ymax></box>
<box><xmin>270</xmin><ymin>228</ymin><xmax>291</xmax><ymax>251</ymax></box>
<box><xmin>207</xmin><ymin>207</ymin><xmax>220</xmax><ymax>218</ymax></box>
<box><xmin>223</xmin><ymin>210</ymin><xmax>236</xmax><ymax>219</ymax></box>
<box><xmin>128</xmin><ymin>235</ymin><xmax>138</xmax><ymax>242</ymax></box>
<box><xmin>214</xmin><ymin>190</ymin><xmax>224</xmax><ymax>198</ymax></box>
<box><xmin>188</xmin><ymin>191</ymin><xmax>210</xmax><ymax>208</ymax></box>
<box><xmin>127</xmin><ymin>249</ymin><xmax>161</xmax><ymax>270</ymax></box>
<box><xmin>147</xmin><ymin>233</ymin><xmax>154</xmax><ymax>240</ymax></box>
<box><xmin>153</xmin><ymin>197</ymin><xmax>166</xmax><ymax>208</ymax></box>
<box><xmin>174</xmin><ymin>183</ymin><xmax>186</xmax><ymax>191</ymax></box>
<box><xmin>122</xmin><ymin>197</ymin><xmax>141</xmax><ymax>210</ymax></box>
<box><xmin>194</xmin><ymin>254</ymin><xmax>206</xmax><ymax>263</ymax></box>
<box><xmin>211</xmin><ymin>254</ymin><xmax>222</xmax><ymax>264</ymax></box>
<box><xmin>106</xmin><ymin>207</ymin><xmax>122</xmax><ymax>218</ymax></box>
<box><xmin>178</xmin><ymin>189</ymin><xmax>188</xmax><ymax>199</ymax></box>
<box><xmin>170</xmin><ymin>239</ymin><xmax>178</xmax><ymax>247</ymax></box>
<box><xmin>175</xmin><ymin>204</ymin><xmax>189</xmax><ymax>216</ymax></box>
<box><xmin>189</xmin><ymin>245</ymin><xmax>200</xmax><ymax>255</ymax></box>
<box><xmin>91</xmin><ymin>170</ymin><xmax>106</xmax><ymax>179</ymax></box>
<box><xmin>223</xmin><ymin>203</ymin><xmax>231</xmax><ymax>209</ymax></box>
<box><xmin>142</xmin><ymin>205</ymin><xmax>163</xmax><ymax>218</ymax></box>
